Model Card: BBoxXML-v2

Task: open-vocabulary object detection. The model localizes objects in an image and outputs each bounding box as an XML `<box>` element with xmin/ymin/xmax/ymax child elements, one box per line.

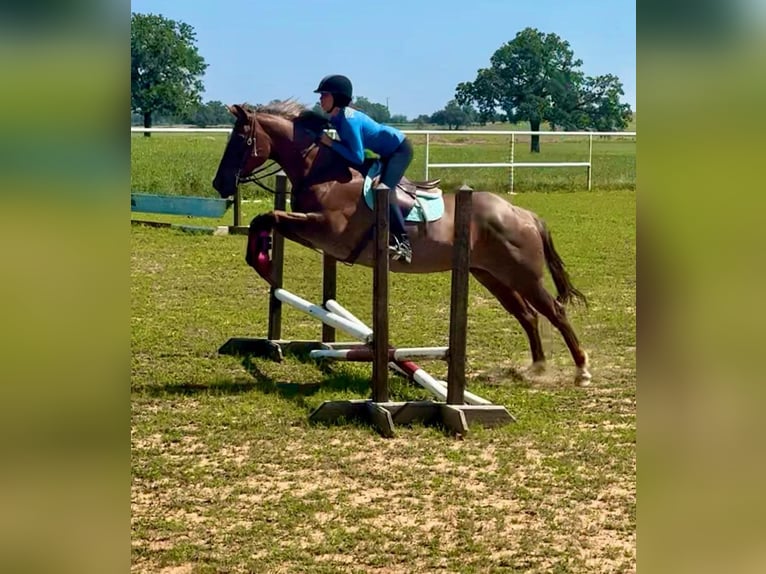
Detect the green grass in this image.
<box><xmin>131</xmin><ymin>179</ymin><xmax>635</xmax><ymax>572</ymax></box>
<box><xmin>131</xmin><ymin>130</ymin><xmax>635</xmax><ymax>207</ymax></box>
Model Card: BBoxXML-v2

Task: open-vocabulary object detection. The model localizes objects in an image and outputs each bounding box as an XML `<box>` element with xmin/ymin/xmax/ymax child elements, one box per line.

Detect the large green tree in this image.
<box><xmin>131</xmin><ymin>13</ymin><xmax>207</xmax><ymax>136</ymax></box>
<box><xmin>455</xmin><ymin>27</ymin><xmax>632</xmax><ymax>152</ymax></box>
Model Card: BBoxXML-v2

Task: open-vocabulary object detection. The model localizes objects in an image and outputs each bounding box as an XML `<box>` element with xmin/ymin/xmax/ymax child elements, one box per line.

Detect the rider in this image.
<box><xmin>314</xmin><ymin>74</ymin><xmax>414</xmax><ymax>264</ymax></box>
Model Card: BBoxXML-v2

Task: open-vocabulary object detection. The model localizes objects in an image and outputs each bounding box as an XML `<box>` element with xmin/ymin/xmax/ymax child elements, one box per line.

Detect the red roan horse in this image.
<box><xmin>212</xmin><ymin>101</ymin><xmax>592</xmax><ymax>385</ymax></box>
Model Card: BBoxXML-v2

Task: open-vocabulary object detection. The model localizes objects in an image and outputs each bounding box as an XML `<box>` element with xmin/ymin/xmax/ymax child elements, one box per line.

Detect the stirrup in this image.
<box><xmin>388</xmin><ymin>236</ymin><xmax>412</xmax><ymax>264</ymax></box>
<box><xmin>398</xmin><ymin>239</ymin><xmax>412</xmax><ymax>264</ymax></box>
<box><xmin>388</xmin><ymin>236</ymin><xmax>405</xmax><ymax>261</ymax></box>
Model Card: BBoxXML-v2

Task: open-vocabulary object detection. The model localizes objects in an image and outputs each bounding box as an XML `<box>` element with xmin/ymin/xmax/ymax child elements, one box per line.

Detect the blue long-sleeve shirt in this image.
<box><xmin>328</xmin><ymin>107</ymin><xmax>405</xmax><ymax>166</ymax></box>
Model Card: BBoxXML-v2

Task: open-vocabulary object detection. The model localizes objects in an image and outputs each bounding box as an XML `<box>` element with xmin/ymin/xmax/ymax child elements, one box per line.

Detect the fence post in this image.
<box><xmin>510</xmin><ymin>133</ymin><xmax>515</xmax><ymax>194</ymax></box>
<box><xmin>267</xmin><ymin>172</ymin><xmax>287</xmax><ymax>340</ymax></box>
<box><xmin>447</xmin><ymin>185</ymin><xmax>473</xmax><ymax>404</ymax></box>
<box><xmin>588</xmin><ymin>133</ymin><xmax>593</xmax><ymax>191</ymax></box>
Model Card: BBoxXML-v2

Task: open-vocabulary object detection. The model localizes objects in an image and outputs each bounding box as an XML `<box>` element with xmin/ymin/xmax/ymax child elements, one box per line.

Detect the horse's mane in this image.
<box><xmin>243</xmin><ymin>99</ymin><xmax>330</xmax><ymax>133</ymax></box>
<box><xmin>245</xmin><ymin>99</ymin><xmax>306</xmax><ymax>119</ymax></box>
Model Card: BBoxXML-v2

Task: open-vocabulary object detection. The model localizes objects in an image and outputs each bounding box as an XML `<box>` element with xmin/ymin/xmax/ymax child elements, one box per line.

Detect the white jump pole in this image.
<box><xmin>324</xmin><ymin>299</ymin><xmax>369</xmax><ymax>332</ymax></box>
<box><xmin>273</xmin><ymin>289</ymin><xmax>372</xmax><ymax>343</ymax></box>
<box><xmin>324</xmin><ymin>299</ymin><xmax>491</xmax><ymax>406</ymax></box>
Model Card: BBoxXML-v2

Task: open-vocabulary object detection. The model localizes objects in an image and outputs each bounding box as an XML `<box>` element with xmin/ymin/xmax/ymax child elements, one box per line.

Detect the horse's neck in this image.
<box><xmin>259</xmin><ymin>114</ymin><xmax>363</xmax><ymax>203</ymax></box>
<box><xmin>260</xmin><ymin>114</ymin><xmax>313</xmax><ymax>188</ymax></box>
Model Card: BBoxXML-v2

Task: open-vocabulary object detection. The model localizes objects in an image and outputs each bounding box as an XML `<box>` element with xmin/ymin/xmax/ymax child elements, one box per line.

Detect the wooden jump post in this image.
<box><xmin>447</xmin><ymin>185</ymin><xmax>472</xmax><ymax>405</ymax></box>
<box><xmin>372</xmin><ymin>183</ymin><xmax>390</xmax><ymax>404</ymax></box>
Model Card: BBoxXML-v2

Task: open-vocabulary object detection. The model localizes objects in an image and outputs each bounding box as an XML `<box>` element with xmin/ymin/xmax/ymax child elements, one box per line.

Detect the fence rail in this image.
<box><xmin>131</xmin><ymin>127</ymin><xmax>636</xmax><ymax>192</ymax></box>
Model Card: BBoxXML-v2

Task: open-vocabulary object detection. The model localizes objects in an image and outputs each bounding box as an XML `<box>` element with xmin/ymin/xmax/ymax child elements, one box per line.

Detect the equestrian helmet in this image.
<box><xmin>314</xmin><ymin>74</ymin><xmax>353</xmax><ymax>106</ymax></box>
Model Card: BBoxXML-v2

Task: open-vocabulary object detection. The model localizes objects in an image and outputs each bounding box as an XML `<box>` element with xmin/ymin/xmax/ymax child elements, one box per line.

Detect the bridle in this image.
<box><xmin>229</xmin><ymin>112</ymin><xmax>281</xmax><ymax>195</ymax></box>
<box><xmin>231</xmin><ymin>111</ymin><xmax>320</xmax><ymax>196</ymax></box>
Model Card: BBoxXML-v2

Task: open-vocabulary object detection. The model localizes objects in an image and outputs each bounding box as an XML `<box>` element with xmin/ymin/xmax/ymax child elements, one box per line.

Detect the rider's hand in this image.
<box><xmin>320</xmin><ymin>133</ymin><xmax>334</xmax><ymax>147</ymax></box>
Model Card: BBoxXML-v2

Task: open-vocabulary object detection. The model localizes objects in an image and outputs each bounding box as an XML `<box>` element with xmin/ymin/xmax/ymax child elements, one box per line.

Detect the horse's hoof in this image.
<box><xmin>529</xmin><ymin>361</ymin><xmax>546</xmax><ymax>375</ymax></box>
<box><xmin>574</xmin><ymin>369</ymin><xmax>592</xmax><ymax>387</ymax></box>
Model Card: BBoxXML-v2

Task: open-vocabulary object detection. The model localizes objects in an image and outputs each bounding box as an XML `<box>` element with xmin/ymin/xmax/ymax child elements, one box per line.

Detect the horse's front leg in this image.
<box><xmin>247</xmin><ymin>210</ymin><xmax>327</xmax><ymax>286</ymax></box>
<box><xmin>249</xmin><ymin>210</ymin><xmax>326</xmax><ymax>234</ymax></box>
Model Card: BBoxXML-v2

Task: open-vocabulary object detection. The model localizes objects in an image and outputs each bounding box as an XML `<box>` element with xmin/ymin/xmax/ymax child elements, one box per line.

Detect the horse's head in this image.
<box><xmin>212</xmin><ymin>104</ymin><xmax>272</xmax><ymax>198</ymax></box>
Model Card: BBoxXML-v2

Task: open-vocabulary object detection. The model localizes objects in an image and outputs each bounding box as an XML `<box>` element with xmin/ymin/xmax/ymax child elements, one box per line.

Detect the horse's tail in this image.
<box><xmin>535</xmin><ymin>216</ymin><xmax>588</xmax><ymax>307</ymax></box>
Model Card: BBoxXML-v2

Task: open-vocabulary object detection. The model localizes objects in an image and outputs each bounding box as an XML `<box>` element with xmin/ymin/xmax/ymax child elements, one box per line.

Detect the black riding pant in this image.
<box><xmin>380</xmin><ymin>137</ymin><xmax>414</xmax><ymax>238</ymax></box>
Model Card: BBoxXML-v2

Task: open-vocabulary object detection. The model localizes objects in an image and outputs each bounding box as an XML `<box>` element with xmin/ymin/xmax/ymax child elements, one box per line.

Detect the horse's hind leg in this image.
<box><xmin>521</xmin><ymin>280</ymin><xmax>592</xmax><ymax>386</ymax></box>
<box><xmin>471</xmin><ymin>268</ymin><xmax>546</xmax><ymax>372</ymax></box>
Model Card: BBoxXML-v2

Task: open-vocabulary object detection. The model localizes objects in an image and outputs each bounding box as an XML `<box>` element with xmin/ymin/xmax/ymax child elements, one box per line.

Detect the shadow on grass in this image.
<box><xmin>244</xmin><ymin>358</ymin><xmax>372</xmax><ymax>402</ymax></box>
<box><xmin>138</xmin><ymin>379</ymin><xmax>263</xmax><ymax>397</ymax></box>
<box><xmin>137</xmin><ymin>354</ymin><xmax>373</xmax><ymax>412</ymax></box>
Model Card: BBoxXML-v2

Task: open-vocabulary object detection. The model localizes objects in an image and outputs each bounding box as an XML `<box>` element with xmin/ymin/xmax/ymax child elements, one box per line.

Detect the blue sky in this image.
<box><xmin>131</xmin><ymin>0</ymin><xmax>635</xmax><ymax>119</ymax></box>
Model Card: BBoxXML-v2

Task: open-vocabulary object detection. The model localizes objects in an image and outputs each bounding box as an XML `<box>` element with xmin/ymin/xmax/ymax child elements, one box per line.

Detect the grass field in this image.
<box><xmin>131</xmin><ymin>126</ymin><xmax>636</xmax><ymax>574</ymax></box>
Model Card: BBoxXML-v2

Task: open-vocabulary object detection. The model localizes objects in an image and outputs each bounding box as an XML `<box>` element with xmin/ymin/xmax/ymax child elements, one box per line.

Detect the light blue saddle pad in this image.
<box><xmin>362</xmin><ymin>161</ymin><xmax>445</xmax><ymax>223</ymax></box>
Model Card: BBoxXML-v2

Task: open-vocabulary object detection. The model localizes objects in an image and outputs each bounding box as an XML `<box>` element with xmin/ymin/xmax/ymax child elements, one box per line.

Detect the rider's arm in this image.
<box><xmin>326</xmin><ymin>115</ymin><xmax>365</xmax><ymax>166</ymax></box>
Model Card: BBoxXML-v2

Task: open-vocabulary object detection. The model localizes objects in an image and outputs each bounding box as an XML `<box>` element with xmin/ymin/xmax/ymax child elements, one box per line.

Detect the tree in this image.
<box><xmin>430</xmin><ymin>100</ymin><xmax>475</xmax><ymax>130</ymax></box>
<box><xmin>578</xmin><ymin>74</ymin><xmax>633</xmax><ymax>132</ymax></box>
<box><xmin>455</xmin><ymin>27</ymin><xmax>631</xmax><ymax>152</ymax></box>
<box><xmin>131</xmin><ymin>13</ymin><xmax>207</xmax><ymax>136</ymax></box>
<box><xmin>389</xmin><ymin>114</ymin><xmax>408</xmax><ymax>124</ymax></box>
<box><xmin>351</xmin><ymin>96</ymin><xmax>390</xmax><ymax>123</ymax></box>
<box><xmin>413</xmin><ymin>114</ymin><xmax>431</xmax><ymax>127</ymax></box>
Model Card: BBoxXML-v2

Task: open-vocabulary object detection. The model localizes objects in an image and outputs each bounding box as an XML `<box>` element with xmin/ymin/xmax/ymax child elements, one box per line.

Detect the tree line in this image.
<box><xmin>132</xmin><ymin>13</ymin><xmax>632</xmax><ymax>151</ymax></box>
<box><xmin>129</xmin><ymin>95</ymin><xmax>478</xmax><ymax>130</ymax></box>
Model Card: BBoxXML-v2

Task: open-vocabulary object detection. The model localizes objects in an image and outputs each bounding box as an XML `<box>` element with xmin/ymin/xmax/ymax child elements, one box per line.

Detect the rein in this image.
<box><xmin>237</xmin><ymin>162</ymin><xmax>284</xmax><ymax>195</ymax></box>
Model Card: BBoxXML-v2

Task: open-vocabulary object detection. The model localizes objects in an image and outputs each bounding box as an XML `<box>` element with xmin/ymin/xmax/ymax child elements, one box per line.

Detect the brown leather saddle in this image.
<box><xmin>367</xmin><ymin>173</ymin><xmax>443</xmax><ymax>217</ymax></box>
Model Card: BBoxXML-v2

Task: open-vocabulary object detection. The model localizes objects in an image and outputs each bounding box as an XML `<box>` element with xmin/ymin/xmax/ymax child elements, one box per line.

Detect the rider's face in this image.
<box><xmin>319</xmin><ymin>92</ymin><xmax>334</xmax><ymax>113</ymax></box>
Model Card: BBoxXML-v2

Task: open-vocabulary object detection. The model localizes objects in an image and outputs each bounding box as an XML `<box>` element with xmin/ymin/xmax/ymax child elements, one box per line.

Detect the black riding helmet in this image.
<box><xmin>314</xmin><ymin>74</ymin><xmax>353</xmax><ymax>108</ymax></box>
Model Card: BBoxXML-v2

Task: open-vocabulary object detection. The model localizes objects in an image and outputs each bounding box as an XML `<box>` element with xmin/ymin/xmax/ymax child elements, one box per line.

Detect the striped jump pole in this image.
<box><xmin>323</xmin><ymin>299</ymin><xmax>491</xmax><ymax>406</ymax></box>
<box><xmin>310</xmin><ymin>347</ymin><xmax>448</xmax><ymax>361</ymax></box>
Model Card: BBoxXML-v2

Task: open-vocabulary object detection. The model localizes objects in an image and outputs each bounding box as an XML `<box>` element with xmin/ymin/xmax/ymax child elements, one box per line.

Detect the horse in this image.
<box><xmin>212</xmin><ymin>101</ymin><xmax>592</xmax><ymax>385</ymax></box>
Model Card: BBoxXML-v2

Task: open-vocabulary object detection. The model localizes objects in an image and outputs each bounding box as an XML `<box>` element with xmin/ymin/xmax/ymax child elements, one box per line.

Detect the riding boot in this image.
<box><xmin>387</xmin><ymin>197</ymin><xmax>412</xmax><ymax>264</ymax></box>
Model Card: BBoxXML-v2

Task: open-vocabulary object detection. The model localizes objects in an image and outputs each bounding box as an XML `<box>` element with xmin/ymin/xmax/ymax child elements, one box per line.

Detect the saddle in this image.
<box><xmin>361</xmin><ymin>158</ymin><xmax>443</xmax><ymax>219</ymax></box>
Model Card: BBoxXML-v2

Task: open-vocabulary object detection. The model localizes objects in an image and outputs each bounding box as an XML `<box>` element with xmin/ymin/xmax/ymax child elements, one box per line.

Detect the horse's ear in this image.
<box><xmin>228</xmin><ymin>104</ymin><xmax>248</xmax><ymax>121</ymax></box>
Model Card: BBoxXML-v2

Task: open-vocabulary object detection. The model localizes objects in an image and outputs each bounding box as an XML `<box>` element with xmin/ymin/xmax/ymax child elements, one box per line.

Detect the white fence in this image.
<box><xmin>131</xmin><ymin>127</ymin><xmax>636</xmax><ymax>192</ymax></box>
<box><xmin>415</xmin><ymin>130</ymin><xmax>635</xmax><ymax>192</ymax></box>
